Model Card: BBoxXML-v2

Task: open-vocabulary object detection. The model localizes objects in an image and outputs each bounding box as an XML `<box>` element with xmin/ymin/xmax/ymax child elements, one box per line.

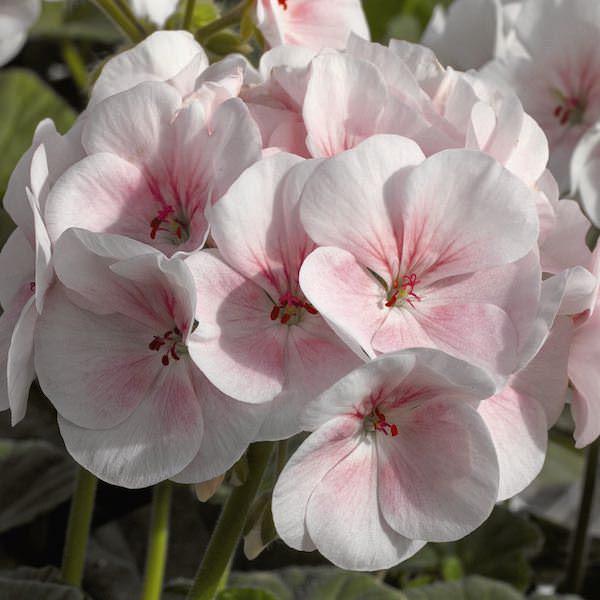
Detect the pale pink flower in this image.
<box><xmin>185</xmin><ymin>153</ymin><xmax>361</xmax><ymax>439</ymax></box>
<box><xmin>255</xmin><ymin>0</ymin><xmax>370</xmax><ymax>50</ymax></box>
<box><xmin>299</xmin><ymin>135</ymin><xmax>540</xmax><ymax>377</ymax></box>
<box><xmin>566</xmin><ymin>245</ymin><xmax>600</xmax><ymax>447</ymax></box>
<box><xmin>34</xmin><ymin>228</ymin><xmax>265</xmax><ymax>488</ymax></box>
<box><xmin>243</xmin><ymin>36</ymin><xmax>550</xmax><ymax>199</ymax></box>
<box><xmin>0</xmin><ymin>118</ymin><xmax>83</xmax><ymax>423</ymax></box>
<box><xmin>272</xmin><ymin>348</ymin><xmax>500</xmax><ymax>570</ymax></box>
<box><xmin>241</xmin><ymin>45</ymin><xmax>316</xmax><ymax>156</ymax></box>
<box><xmin>89</xmin><ymin>31</ymin><xmax>205</xmax><ymax>107</ymax></box>
<box><xmin>44</xmin><ymin>80</ymin><xmax>262</xmax><ymax>256</ymax></box>
<box><xmin>481</xmin><ymin>0</ymin><xmax>600</xmax><ymax>189</ymax></box>
<box><xmin>477</xmin><ymin>266</ymin><xmax>596</xmax><ymax>499</ymax></box>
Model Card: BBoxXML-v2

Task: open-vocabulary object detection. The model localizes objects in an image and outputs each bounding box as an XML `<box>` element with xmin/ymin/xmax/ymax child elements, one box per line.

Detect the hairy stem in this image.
<box><xmin>195</xmin><ymin>0</ymin><xmax>250</xmax><ymax>41</ymax></box>
<box><xmin>186</xmin><ymin>442</ymin><xmax>274</xmax><ymax>600</ymax></box>
<box><xmin>61</xmin><ymin>467</ymin><xmax>98</xmax><ymax>587</ymax></box>
<box><xmin>141</xmin><ymin>480</ymin><xmax>173</xmax><ymax>600</ymax></box>
<box><xmin>183</xmin><ymin>0</ymin><xmax>197</xmax><ymax>30</ymax></box>
<box><xmin>562</xmin><ymin>437</ymin><xmax>599</xmax><ymax>593</ymax></box>
<box><xmin>93</xmin><ymin>0</ymin><xmax>146</xmax><ymax>42</ymax></box>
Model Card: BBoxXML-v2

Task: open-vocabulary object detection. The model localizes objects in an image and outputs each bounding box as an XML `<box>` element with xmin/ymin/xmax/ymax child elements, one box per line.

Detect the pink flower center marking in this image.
<box><xmin>148</xmin><ymin>320</ymin><xmax>197</xmax><ymax>366</ymax></box>
<box><xmin>553</xmin><ymin>91</ymin><xmax>586</xmax><ymax>127</ymax></box>
<box><xmin>278</xmin><ymin>0</ymin><xmax>288</xmax><ymax>10</ymax></box>
<box><xmin>385</xmin><ymin>273</ymin><xmax>421</xmax><ymax>308</ymax></box>
<box><xmin>361</xmin><ymin>406</ymin><xmax>399</xmax><ymax>437</ymax></box>
<box><xmin>269</xmin><ymin>290</ymin><xmax>318</xmax><ymax>326</ymax></box>
<box><xmin>149</xmin><ymin>204</ymin><xmax>190</xmax><ymax>246</ymax></box>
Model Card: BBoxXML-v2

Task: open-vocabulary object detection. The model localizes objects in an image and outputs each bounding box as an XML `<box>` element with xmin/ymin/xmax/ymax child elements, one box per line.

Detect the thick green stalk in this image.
<box><xmin>195</xmin><ymin>0</ymin><xmax>249</xmax><ymax>41</ymax></box>
<box><xmin>562</xmin><ymin>437</ymin><xmax>599</xmax><ymax>593</ymax></box>
<box><xmin>60</xmin><ymin>41</ymin><xmax>87</xmax><ymax>93</ymax></box>
<box><xmin>186</xmin><ymin>442</ymin><xmax>274</xmax><ymax>600</ymax></box>
<box><xmin>183</xmin><ymin>0</ymin><xmax>197</xmax><ymax>30</ymax></box>
<box><xmin>141</xmin><ymin>480</ymin><xmax>173</xmax><ymax>600</ymax></box>
<box><xmin>61</xmin><ymin>467</ymin><xmax>98</xmax><ymax>587</ymax></box>
<box><xmin>93</xmin><ymin>0</ymin><xmax>145</xmax><ymax>42</ymax></box>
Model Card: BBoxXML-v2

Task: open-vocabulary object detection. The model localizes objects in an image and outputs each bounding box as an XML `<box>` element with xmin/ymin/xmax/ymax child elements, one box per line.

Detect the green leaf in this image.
<box><xmin>204</xmin><ymin>30</ymin><xmax>252</xmax><ymax>57</ymax></box>
<box><xmin>0</xmin><ymin>68</ymin><xmax>76</xmax><ymax>197</ymax></box>
<box><xmin>0</xmin><ymin>439</ymin><xmax>76</xmax><ymax>534</ymax></box>
<box><xmin>166</xmin><ymin>1</ymin><xmax>220</xmax><ymax>30</ymax></box>
<box><xmin>29</xmin><ymin>1</ymin><xmax>122</xmax><ymax>43</ymax></box>
<box><xmin>228</xmin><ymin>567</ymin><xmax>406</xmax><ymax>600</ymax></box>
<box><xmin>447</xmin><ymin>507</ymin><xmax>543</xmax><ymax>590</ymax></box>
<box><xmin>0</xmin><ymin>566</ymin><xmax>88</xmax><ymax>599</ymax></box>
<box><xmin>403</xmin><ymin>576</ymin><xmax>523</xmax><ymax>600</ymax></box>
<box><xmin>217</xmin><ymin>589</ymin><xmax>278</xmax><ymax>600</ymax></box>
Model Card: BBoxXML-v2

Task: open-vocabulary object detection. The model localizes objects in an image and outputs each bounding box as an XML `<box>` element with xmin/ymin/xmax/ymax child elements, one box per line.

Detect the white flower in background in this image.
<box><xmin>422</xmin><ymin>0</ymin><xmax>522</xmax><ymax>71</ymax></box>
<box><xmin>129</xmin><ymin>0</ymin><xmax>179</xmax><ymax>25</ymax></box>
<box><xmin>0</xmin><ymin>0</ymin><xmax>40</xmax><ymax>67</ymax></box>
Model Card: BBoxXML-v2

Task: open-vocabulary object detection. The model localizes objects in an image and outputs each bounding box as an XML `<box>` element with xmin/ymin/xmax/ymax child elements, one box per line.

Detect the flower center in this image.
<box><xmin>278</xmin><ymin>0</ymin><xmax>288</xmax><ymax>9</ymax></box>
<box><xmin>149</xmin><ymin>204</ymin><xmax>190</xmax><ymax>245</ymax></box>
<box><xmin>269</xmin><ymin>291</ymin><xmax>318</xmax><ymax>326</ymax></box>
<box><xmin>363</xmin><ymin>407</ymin><xmax>398</xmax><ymax>437</ymax></box>
<box><xmin>148</xmin><ymin>326</ymin><xmax>188</xmax><ymax>366</ymax></box>
<box><xmin>385</xmin><ymin>273</ymin><xmax>420</xmax><ymax>308</ymax></box>
<box><xmin>553</xmin><ymin>91</ymin><xmax>586</xmax><ymax>126</ymax></box>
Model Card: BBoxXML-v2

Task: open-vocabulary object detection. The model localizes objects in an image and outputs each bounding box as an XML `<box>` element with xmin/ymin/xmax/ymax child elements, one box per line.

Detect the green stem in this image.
<box><xmin>195</xmin><ymin>0</ymin><xmax>249</xmax><ymax>41</ymax></box>
<box><xmin>92</xmin><ymin>0</ymin><xmax>145</xmax><ymax>42</ymax></box>
<box><xmin>141</xmin><ymin>480</ymin><xmax>173</xmax><ymax>600</ymax></box>
<box><xmin>562</xmin><ymin>437</ymin><xmax>599</xmax><ymax>593</ymax></box>
<box><xmin>275</xmin><ymin>439</ymin><xmax>288</xmax><ymax>477</ymax></box>
<box><xmin>60</xmin><ymin>41</ymin><xmax>88</xmax><ymax>93</ymax></box>
<box><xmin>215</xmin><ymin>559</ymin><xmax>231</xmax><ymax>594</ymax></box>
<box><xmin>186</xmin><ymin>442</ymin><xmax>274</xmax><ymax>600</ymax></box>
<box><xmin>61</xmin><ymin>467</ymin><xmax>98</xmax><ymax>587</ymax></box>
<box><xmin>113</xmin><ymin>0</ymin><xmax>148</xmax><ymax>35</ymax></box>
<box><xmin>182</xmin><ymin>0</ymin><xmax>197</xmax><ymax>30</ymax></box>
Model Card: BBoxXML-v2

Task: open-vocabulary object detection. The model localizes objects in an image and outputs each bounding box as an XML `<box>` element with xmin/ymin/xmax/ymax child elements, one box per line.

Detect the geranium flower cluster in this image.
<box><xmin>1</xmin><ymin>26</ymin><xmax>599</xmax><ymax>571</ymax></box>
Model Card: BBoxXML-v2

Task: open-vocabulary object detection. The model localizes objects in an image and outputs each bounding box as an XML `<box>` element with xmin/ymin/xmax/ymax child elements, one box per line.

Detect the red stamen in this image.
<box><xmin>390</xmin><ymin>424</ymin><xmax>399</xmax><ymax>437</ymax></box>
<box><xmin>149</xmin><ymin>205</ymin><xmax>189</xmax><ymax>243</ymax></box>
<box><xmin>29</xmin><ymin>281</ymin><xmax>36</xmax><ymax>292</ymax></box>
<box><xmin>385</xmin><ymin>293</ymin><xmax>398</xmax><ymax>307</ymax></box>
<box><xmin>278</xmin><ymin>0</ymin><xmax>288</xmax><ymax>9</ymax></box>
<box><xmin>269</xmin><ymin>291</ymin><xmax>318</xmax><ymax>324</ymax></box>
<box><xmin>304</xmin><ymin>302</ymin><xmax>318</xmax><ymax>315</ymax></box>
<box><xmin>149</xmin><ymin>327</ymin><xmax>185</xmax><ymax>366</ymax></box>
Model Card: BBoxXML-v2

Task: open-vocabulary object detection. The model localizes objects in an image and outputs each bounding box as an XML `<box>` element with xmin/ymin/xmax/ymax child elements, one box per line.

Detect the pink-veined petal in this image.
<box><xmin>306</xmin><ymin>437</ymin><xmax>424</xmax><ymax>570</ymax></box>
<box><xmin>377</xmin><ymin>400</ymin><xmax>499</xmax><ymax>541</ymax></box>
<box><xmin>303</xmin><ymin>53</ymin><xmax>387</xmax><ymax>157</ymax></box>
<box><xmin>272</xmin><ymin>415</ymin><xmax>363</xmax><ymax>552</ymax></box>
<box><xmin>58</xmin><ymin>359</ymin><xmax>203</xmax><ymax>488</ymax></box>
<box><xmin>34</xmin><ymin>285</ymin><xmax>158</xmax><ymax>429</ymax></box>
<box><xmin>186</xmin><ymin>250</ymin><xmax>287</xmax><ymax>404</ymax></box>
<box><xmin>300</xmin><ymin>135</ymin><xmax>425</xmax><ymax>278</ymax></box>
